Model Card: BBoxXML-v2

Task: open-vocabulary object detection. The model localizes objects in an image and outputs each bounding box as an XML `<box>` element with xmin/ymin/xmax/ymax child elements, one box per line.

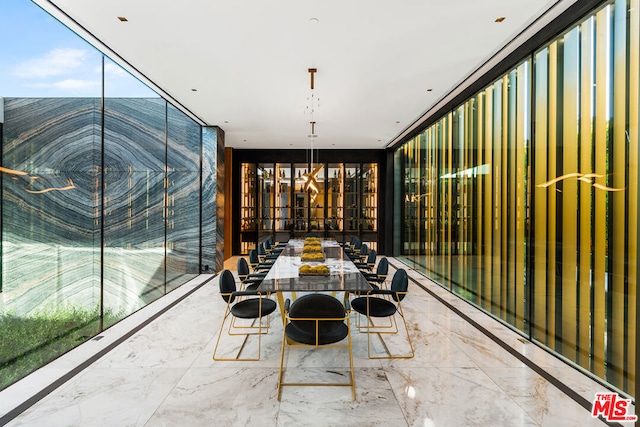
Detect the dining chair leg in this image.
<box><xmin>365</xmin><ymin>301</ymin><xmax>414</xmax><ymax>359</ymax></box>
<box><xmin>212</xmin><ymin>305</ymin><xmax>232</xmax><ymax>361</ymax></box>
<box><xmin>277</xmin><ymin>327</ymin><xmax>287</xmax><ymax>400</ymax></box>
<box><xmin>347</xmin><ymin>318</ymin><xmax>356</xmax><ymax>400</ymax></box>
<box><xmin>213</xmin><ymin>300</ymin><xmax>271</xmax><ymax>361</ymax></box>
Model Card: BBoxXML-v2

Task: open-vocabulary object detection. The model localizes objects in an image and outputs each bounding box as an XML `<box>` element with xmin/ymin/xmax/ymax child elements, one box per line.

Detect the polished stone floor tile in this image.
<box><xmin>2</xmin><ymin>257</ymin><xmax>616</xmax><ymax>426</ymax></box>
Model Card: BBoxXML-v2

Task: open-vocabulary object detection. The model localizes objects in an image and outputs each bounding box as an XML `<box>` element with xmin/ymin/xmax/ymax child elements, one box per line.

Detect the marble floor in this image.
<box><xmin>0</xmin><ymin>257</ymin><xmax>624</xmax><ymax>426</ymax></box>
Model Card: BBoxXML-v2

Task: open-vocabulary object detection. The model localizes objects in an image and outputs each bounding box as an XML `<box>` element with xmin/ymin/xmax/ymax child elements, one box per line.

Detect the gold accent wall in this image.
<box><xmin>397</xmin><ymin>0</ymin><xmax>638</xmax><ymax>396</ymax></box>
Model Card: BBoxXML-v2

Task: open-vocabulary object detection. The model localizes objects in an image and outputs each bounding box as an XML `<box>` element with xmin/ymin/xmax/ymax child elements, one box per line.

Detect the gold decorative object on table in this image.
<box><xmin>301</xmin><ymin>236</ymin><xmax>325</xmax><ymax>261</ymax></box>
<box><xmin>300</xmin><ymin>252</ymin><xmax>326</xmax><ymax>262</ymax></box>
<box><xmin>302</xmin><ymin>243</ymin><xmax>323</xmax><ymax>252</ymax></box>
<box><xmin>299</xmin><ymin>264</ymin><xmax>330</xmax><ymax>276</ymax></box>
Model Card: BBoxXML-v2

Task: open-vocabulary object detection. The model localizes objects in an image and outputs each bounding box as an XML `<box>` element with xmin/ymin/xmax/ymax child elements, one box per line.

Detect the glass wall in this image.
<box><xmin>0</xmin><ymin>1</ymin><xmax>213</xmax><ymax>389</ymax></box>
<box><xmin>395</xmin><ymin>0</ymin><xmax>638</xmax><ymax>396</ymax></box>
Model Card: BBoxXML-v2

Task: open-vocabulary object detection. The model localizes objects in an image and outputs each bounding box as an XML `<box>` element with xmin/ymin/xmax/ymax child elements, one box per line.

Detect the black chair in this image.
<box><xmin>249</xmin><ymin>249</ymin><xmax>274</xmax><ymax>271</ymax></box>
<box><xmin>258</xmin><ymin>242</ymin><xmax>279</xmax><ymax>261</ymax></box>
<box><xmin>340</xmin><ymin>236</ymin><xmax>356</xmax><ymax>248</ymax></box>
<box><xmin>213</xmin><ymin>270</ymin><xmax>277</xmax><ymax>361</ymax></box>
<box><xmin>354</xmin><ymin>249</ymin><xmax>376</xmax><ymax>271</ymax></box>
<box><xmin>269</xmin><ymin>235</ymin><xmax>287</xmax><ymax>248</ymax></box>
<box><xmin>362</xmin><ymin>257</ymin><xmax>389</xmax><ymax>289</ymax></box>
<box><xmin>264</xmin><ymin>239</ymin><xmax>283</xmax><ymax>255</ymax></box>
<box><xmin>277</xmin><ymin>293</ymin><xmax>355</xmax><ymax>400</ymax></box>
<box><xmin>344</xmin><ymin>238</ymin><xmax>361</xmax><ymax>255</ymax></box>
<box><xmin>348</xmin><ymin>243</ymin><xmax>368</xmax><ymax>262</ymax></box>
<box><xmin>237</xmin><ymin>257</ymin><xmax>266</xmax><ymax>290</ymax></box>
<box><xmin>351</xmin><ymin>269</ymin><xmax>414</xmax><ymax>359</ymax></box>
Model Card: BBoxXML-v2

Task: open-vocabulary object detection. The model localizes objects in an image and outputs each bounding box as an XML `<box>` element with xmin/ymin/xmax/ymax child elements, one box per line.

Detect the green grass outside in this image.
<box><xmin>0</xmin><ymin>305</ymin><xmax>121</xmax><ymax>391</ymax></box>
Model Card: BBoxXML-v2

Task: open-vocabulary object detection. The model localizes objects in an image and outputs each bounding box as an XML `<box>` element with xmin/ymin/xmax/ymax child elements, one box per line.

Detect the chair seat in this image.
<box><xmin>351</xmin><ymin>297</ymin><xmax>397</xmax><ymax>317</ymax></box>
<box><xmin>285</xmin><ymin>322</ymin><xmax>348</xmax><ymax>345</ymax></box>
<box><xmin>231</xmin><ymin>298</ymin><xmax>277</xmax><ymax>319</ymax></box>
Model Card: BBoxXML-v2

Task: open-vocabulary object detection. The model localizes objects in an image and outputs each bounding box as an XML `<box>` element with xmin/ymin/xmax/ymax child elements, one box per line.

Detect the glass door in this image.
<box><xmin>258</xmin><ymin>163</ymin><xmax>274</xmax><ymax>240</ymax></box>
<box><xmin>275</xmin><ymin>163</ymin><xmax>292</xmax><ymax>241</ymax></box>
<box><xmin>326</xmin><ymin>164</ymin><xmax>344</xmax><ymax>239</ymax></box>
<box><xmin>344</xmin><ymin>164</ymin><xmax>360</xmax><ymax>234</ymax></box>
<box><xmin>293</xmin><ymin>163</ymin><xmax>309</xmax><ymax>236</ymax></box>
<box><xmin>240</xmin><ymin>163</ymin><xmax>257</xmax><ymax>253</ymax></box>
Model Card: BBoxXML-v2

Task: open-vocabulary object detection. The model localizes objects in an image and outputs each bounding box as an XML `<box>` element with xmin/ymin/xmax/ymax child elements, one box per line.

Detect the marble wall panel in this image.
<box><xmin>166</xmin><ymin>106</ymin><xmax>200</xmax><ymax>290</ymax></box>
<box><xmin>102</xmin><ymin>99</ymin><xmax>168</xmax><ymax>321</ymax></box>
<box><xmin>166</xmin><ymin>171</ymin><xmax>200</xmax><ymax>290</ymax></box>
<box><xmin>0</xmin><ymin>119</ymin><xmax>3</xmax><ymax>297</ymax></box>
<box><xmin>215</xmin><ymin>128</ymin><xmax>225</xmax><ymax>271</ymax></box>
<box><xmin>2</xmin><ymin>97</ymin><xmax>101</xmax><ymax>314</ymax></box>
<box><xmin>200</xmin><ymin>127</ymin><xmax>217</xmax><ymax>272</ymax></box>
<box><xmin>104</xmin><ymin>98</ymin><xmax>166</xmax><ymax>172</ymax></box>
<box><xmin>102</xmin><ymin>170</ymin><xmax>166</xmax><ymax>324</ymax></box>
<box><xmin>1</xmin><ymin>96</ymin><xmax>207</xmax><ymax>324</ymax></box>
<box><xmin>167</xmin><ymin>105</ymin><xmax>200</xmax><ymax>172</ymax></box>
<box><xmin>3</xmin><ymin>98</ymin><xmax>100</xmax><ymax>173</ymax></box>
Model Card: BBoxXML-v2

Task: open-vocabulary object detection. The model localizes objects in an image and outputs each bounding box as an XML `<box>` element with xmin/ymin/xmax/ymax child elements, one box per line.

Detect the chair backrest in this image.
<box><xmin>248</xmin><ymin>249</ymin><xmax>259</xmax><ymax>265</ymax></box>
<box><xmin>360</xmin><ymin>243</ymin><xmax>369</xmax><ymax>256</ymax></box>
<box><xmin>349</xmin><ymin>236</ymin><xmax>357</xmax><ymax>246</ymax></box>
<box><xmin>366</xmin><ymin>250</ymin><xmax>377</xmax><ymax>265</ymax></box>
<box><xmin>390</xmin><ymin>269</ymin><xmax>408</xmax><ymax>302</ymax></box>
<box><xmin>237</xmin><ymin>257</ymin><xmax>250</xmax><ymax>279</ymax></box>
<box><xmin>264</xmin><ymin>240</ymin><xmax>272</xmax><ymax>251</ymax></box>
<box><xmin>258</xmin><ymin>243</ymin><xmax>266</xmax><ymax>255</ymax></box>
<box><xmin>353</xmin><ymin>239</ymin><xmax>362</xmax><ymax>250</ymax></box>
<box><xmin>289</xmin><ymin>293</ymin><xmax>345</xmax><ymax>335</ymax></box>
<box><xmin>219</xmin><ymin>269</ymin><xmax>237</xmax><ymax>303</ymax></box>
<box><xmin>376</xmin><ymin>257</ymin><xmax>389</xmax><ymax>276</ymax></box>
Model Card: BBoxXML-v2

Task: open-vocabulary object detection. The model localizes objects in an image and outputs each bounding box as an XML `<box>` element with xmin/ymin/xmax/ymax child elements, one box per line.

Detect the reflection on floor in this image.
<box><xmin>1</xmin><ymin>257</ymin><xmax>620</xmax><ymax>426</ymax></box>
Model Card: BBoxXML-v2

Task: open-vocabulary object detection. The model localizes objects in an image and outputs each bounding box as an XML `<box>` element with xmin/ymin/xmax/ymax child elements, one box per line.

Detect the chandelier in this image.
<box><xmin>301</xmin><ymin>68</ymin><xmax>321</xmax><ymax>198</ymax></box>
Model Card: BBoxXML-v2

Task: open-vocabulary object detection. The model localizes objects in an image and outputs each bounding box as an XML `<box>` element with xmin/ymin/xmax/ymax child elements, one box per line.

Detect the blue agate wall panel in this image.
<box><xmin>201</xmin><ymin>126</ymin><xmax>217</xmax><ymax>271</ymax></box>
<box><xmin>166</xmin><ymin>105</ymin><xmax>200</xmax><ymax>290</ymax></box>
<box><xmin>103</xmin><ymin>98</ymin><xmax>167</xmax><ymax>324</ymax></box>
<box><xmin>2</xmin><ymin>98</ymin><xmax>101</xmax><ymax>314</ymax></box>
<box><xmin>215</xmin><ymin>128</ymin><xmax>225</xmax><ymax>271</ymax></box>
<box><xmin>0</xmin><ymin>1</ymin><xmax>214</xmax><ymax>392</ymax></box>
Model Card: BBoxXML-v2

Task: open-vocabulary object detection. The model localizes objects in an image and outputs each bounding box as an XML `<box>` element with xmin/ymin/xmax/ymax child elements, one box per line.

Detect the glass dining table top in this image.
<box><xmin>257</xmin><ymin>239</ymin><xmax>372</xmax><ymax>293</ymax></box>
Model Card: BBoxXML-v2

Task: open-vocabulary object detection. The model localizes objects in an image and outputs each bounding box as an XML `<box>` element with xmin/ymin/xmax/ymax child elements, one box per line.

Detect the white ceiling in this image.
<box><xmin>36</xmin><ymin>0</ymin><xmax>559</xmax><ymax>150</ymax></box>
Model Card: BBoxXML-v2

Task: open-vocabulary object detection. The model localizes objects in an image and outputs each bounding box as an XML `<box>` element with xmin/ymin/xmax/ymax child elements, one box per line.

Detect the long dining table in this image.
<box><xmin>256</xmin><ymin>239</ymin><xmax>372</xmax><ymax>321</ymax></box>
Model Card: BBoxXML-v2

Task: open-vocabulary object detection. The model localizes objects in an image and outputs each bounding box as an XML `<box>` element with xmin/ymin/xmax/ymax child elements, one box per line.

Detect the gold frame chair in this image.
<box><xmin>213</xmin><ymin>270</ymin><xmax>277</xmax><ymax>361</ymax></box>
<box><xmin>351</xmin><ymin>269</ymin><xmax>414</xmax><ymax>359</ymax></box>
<box><xmin>277</xmin><ymin>294</ymin><xmax>356</xmax><ymax>400</ymax></box>
<box><xmin>236</xmin><ymin>257</ymin><xmax>266</xmax><ymax>291</ymax></box>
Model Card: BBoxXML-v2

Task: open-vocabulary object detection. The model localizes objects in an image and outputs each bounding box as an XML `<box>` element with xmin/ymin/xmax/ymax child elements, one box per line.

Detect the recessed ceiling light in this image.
<box><xmin>377</xmin><ymin>139</ymin><xmax>382</xmax><ymax>142</ymax></box>
<box><xmin>243</xmin><ymin>139</ymin><xmax>247</xmax><ymax>142</ymax></box>
<box><xmin>427</xmin><ymin>88</ymin><xmax>433</xmax><ymax>92</ymax></box>
<box><xmin>191</xmin><ymin>88</ymin><xmax>197</xmax><ymax>92</ymax></box>
<box><xmin>495</xmin><ymin>17</ymin><xmax>506</xmax><ymax>23</ymax></box>
<box><xmin>117</xmin><ymin>16</ymin><xmax>128</xmax><ymax>22</ymax></box>
<box><xmin>224</xmin><ymin>120</ymin><xmax>229</xmax><ymax>123</ymax></box>
<box><xmin>395</xmin><ymin>120</ymin><xmax>400</xmax><ymax>124</ymax></box>
<box><xmin>309</xmin><ymin>18</ymin><xmax>319</xmax><ymax>24</ymax></box>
